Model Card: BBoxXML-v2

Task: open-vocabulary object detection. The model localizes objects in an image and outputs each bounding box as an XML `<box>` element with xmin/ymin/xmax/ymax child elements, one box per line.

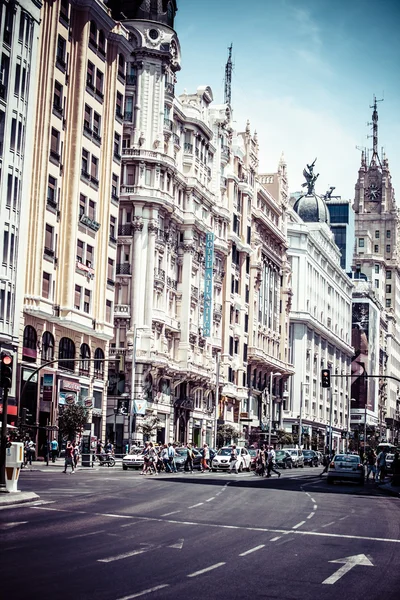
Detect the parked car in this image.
<box><xmin>285</xmin><ymin>448</ymin><xmax>304</xmax><ymax>468</ymax></box>
<box><xmin>275</xmin><ymin>450</ymin><xmax>293</xmax><ymax>469</ymax></box>
<box><xmin>174</xmin><ymin>448</ymin><xmax>202</xmax><ymax>471</ymax></box>
<box><xmin>315</xmin><ymin>451</ymin><xmax>324</xmax><ymax>466</ymax></box>
<box><xmin>122</xmin><ymin>447</ymin><xmax>145</xmax><ymax>470</ymax></box>
<box><xmin>302</xmin><ymin>450</ymin><xmax>319</xmax><ymax>467</ymax></box>
<box><xmin>327</xmin><ymin>453</ymin><xmax>365</xmax><ymax>485</ymax></box>
<box><xmin>212</xmin><ymin>446</ymin><xmax>252</xmax><ymax>472</ymax></box>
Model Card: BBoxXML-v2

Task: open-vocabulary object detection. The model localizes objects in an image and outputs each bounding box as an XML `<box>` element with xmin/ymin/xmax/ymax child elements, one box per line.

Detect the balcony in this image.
<box><xmin>167</xmin><ymin>277</ymin><xmax>178</xmax><ymax>290</ymax></box>
<box><xmin>221</xmin><ymin>145</ymin><xmax>230</xmax><ymax>163</ymax></box>
<box><xmin>191</xmin><ymin>285</ymin><xmax>199</xmax><ymax>299</ymax></box>
<box><xmin>114</xmin><ymin>304</ymin><xmax>130</xmax><ymax>317</ymax></box>
<box><xmin>220</xmin><ymin>176</ymin><xmax>227</xmax><ymax>189</ymax></box>
<box><xmin>80</xmin><ymin>214</ymin><xmax>100</xmax><ymax>232</ymax></box>
<box><xmin>163</xmin><ymin>118</ymin><xmax>173</xmax><ymax>132</ymax></box>
<box><xmin>118</xmin><ymin>223</ymin><xmax>133</xmax><ymax>236</ymax></box>
<box><xmin>116</xmin><ymin>264</ymin><xmax>131</xmax><ymax>275</ymax></box>
<box><xmin>154</xmin><ymin>268</ymin><xmax>166</xmax><ymax>283</ymax></box>
<box><xmin>165</xmin><ymin>82</ymin><xmax>175</xmax><ymax>97</ymax></box>
<box><xmin>173</xmin><ymin>133</ymin><xmax>180</xmax><ymax>147</ymax></box>
<box><xmin>184</xmin><ymin>143</ymin><xmax>193</xmax><ymax>154</ymax></box>
<box><xmin>126</xmin><ymin>74</ymin><xmax>137</xmax><ymax>86</ymax></box>
<box><xmin>124</xmin><ymin>111</ymin><xmax>133</xmax><ymax>122</ymax></box>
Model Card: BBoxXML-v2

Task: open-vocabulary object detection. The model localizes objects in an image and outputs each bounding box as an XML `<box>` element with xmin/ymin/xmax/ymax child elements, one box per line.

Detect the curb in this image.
<box><xmin>378</xmin><ymin>484</ymin><xmax>400</xmax><ymax>498</ymax></box>
<box><xmin>0</xmin><ymin>491</ymin><xmax>40</xmax><ymax>507</ymax></box>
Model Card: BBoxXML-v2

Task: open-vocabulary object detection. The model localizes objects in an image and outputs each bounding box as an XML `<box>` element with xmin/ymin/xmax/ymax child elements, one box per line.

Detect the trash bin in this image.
<box><xmin>5</xmin><ymin>442</ymin><xmax>24</xmax><ymax>492</ymax></box>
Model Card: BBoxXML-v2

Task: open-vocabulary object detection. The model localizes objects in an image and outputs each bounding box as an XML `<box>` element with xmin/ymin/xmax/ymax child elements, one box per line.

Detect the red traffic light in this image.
<box><xmin>321</xmin><ymin>368</ymin><xmax>331</xmax><ymax>388</ymax></box>
<box><xmin>0</xmin><ymin>351</ymin><xmax>13</xmax><ymax>389</ymax></box>
<box><xmin>1</xmin><ymin>354</ymin><xmax>12</xmax><ymax>366</ymax></box>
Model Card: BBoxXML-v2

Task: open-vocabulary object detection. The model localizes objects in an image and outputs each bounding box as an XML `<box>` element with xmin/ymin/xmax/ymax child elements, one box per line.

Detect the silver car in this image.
<box><xmin>327</xmin><ymin>453</ymin><xmax>365</xmax><ymax>485</ymax></box>
<box><xmin>285</xmin><ymin>448</ymin><xmax>304</xmax><ymax>468</ymax></box>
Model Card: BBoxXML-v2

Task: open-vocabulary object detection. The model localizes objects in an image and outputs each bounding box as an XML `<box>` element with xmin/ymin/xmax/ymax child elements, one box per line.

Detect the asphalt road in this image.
<box><xmin>1</xmin><ymin>465</ymin><xmax>399</xmax><ymax>600</ymax></box>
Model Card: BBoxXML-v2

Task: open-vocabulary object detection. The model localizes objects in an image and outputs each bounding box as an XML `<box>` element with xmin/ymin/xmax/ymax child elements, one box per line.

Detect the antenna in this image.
<box><xmin>224</xmin><ymin>44</ymin><xmax>233</xmax><ymax>107</ymax></box>
<box><xmin>369</xmin><ymin>94</ymin><xmax>383</xmax><ymax>166</ymax></box>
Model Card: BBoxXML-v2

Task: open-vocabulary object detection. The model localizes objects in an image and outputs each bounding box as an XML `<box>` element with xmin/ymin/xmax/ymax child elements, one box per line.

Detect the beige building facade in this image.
<box><xmin>19</xmin><ymin>0</ymin><xmax>130</xmax><ymax>450</ymax></box>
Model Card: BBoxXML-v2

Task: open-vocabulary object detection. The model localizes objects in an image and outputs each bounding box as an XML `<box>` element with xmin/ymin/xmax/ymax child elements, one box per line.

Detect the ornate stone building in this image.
<box><xmin>19</xmin><ymin>0</ymin><xmax>130</xmax><ymax>450</ymax></box>
<box><xmin>352</xmin><ymin>97</ymin><xmax>400</xmax><ymax>443</ymax></box>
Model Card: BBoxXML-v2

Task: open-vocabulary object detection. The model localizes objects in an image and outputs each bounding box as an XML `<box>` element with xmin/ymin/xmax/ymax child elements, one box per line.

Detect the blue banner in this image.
<box><xmin>203</xmin><ymin>233</ymin><xmax>214</xmax><ymax>337</ymax></box>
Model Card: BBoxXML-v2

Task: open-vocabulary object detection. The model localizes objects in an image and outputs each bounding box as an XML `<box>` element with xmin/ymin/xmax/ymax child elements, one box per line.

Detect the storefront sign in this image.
<box><xmin>59</xmin><ymin>392</ymin><xmax>77</xmax><ymax>405</ymax></box>
<box><xmin>203</xmin><ymin>232</ymin><xmax>214</xmax><ymax>337</ymax></box>
<box><xmin>43</xmin><ymin>374</ymin><xmax>54</xmax><ymax>403</ymax></box>
<box><xmin>84</xmin><ymin>397</ymin><xmax>94</xmax><ymax>409</ymax></box>
<box><xmin>60</xmin><ymin>380</ymin><xmax>81</xmax><ymax>392</ymax></box>
<box><xmin>134</xmin><ymin>400</ymin><xmax>147</xmax><ymax>415</ymax></box>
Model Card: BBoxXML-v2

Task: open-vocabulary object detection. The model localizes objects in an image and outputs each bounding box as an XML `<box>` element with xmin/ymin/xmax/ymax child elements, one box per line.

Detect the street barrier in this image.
<box><xmin>5</xmin><ymin>442</ymin><xmax>24</xmax><ymax>492</ymax></box>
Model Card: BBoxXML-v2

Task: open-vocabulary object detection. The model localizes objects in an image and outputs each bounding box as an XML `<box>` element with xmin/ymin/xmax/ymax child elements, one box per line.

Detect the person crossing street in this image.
<box><xmin>266</xmin><ymin>446</ymin><xmax>281</xmax><ymax>478</ymax></box>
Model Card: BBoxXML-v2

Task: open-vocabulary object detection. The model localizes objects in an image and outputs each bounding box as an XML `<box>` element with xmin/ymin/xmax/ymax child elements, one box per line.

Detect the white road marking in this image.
<box><xmin>239</xmin><ymin>544</ymin><xmax>265</xmax><ymax>556</ymax></box>
<box><xmin>339</xmin><ymin>515</ymin><xmax>350</xmax><ymax>521</ymax></box>
<box><xmin>307</xmin><ymin>512</ymin><xmax>315</xmax><ymax>519</ymax></box>
<box><xmin>160</xmin><ymin>511</ymin><xmax>181</xmax><ymax>517</ymax></box>
<box><xmin>322</xmin><ymin>554</ymin><xmax>374</xmax><ymax>585</ymax></box>
<box><xmin>99</xmin><ymin>548</ymin><xmax>148</xmax><ymax>563</ymax></box>
<box><xmin>187</xmin><ymin>562</ymin><xmax>226</xmax><ymax>577</ymax></box>
<box><xmin>310</xmin><ymin>498</ymin><xmax>316</xmax><ymax>503</ymax></box>
<box><xmin>115</xmin><ymin>584</ymin><xmax>170</xmax><ymax>599</ymax></box>
<box><xmin>0</xmin><ymin>521</ymin><xmax>28</xmax><ymax>529</ymax></box>
<box><xmin>270</xmin><ymin>536</ymin><xmax>281</xmax><ymax>542</ymax></box>
<box><xmin>206</xmin><ymin>497</ymin><xmax>215</xmax><ymax>502</ymax></box>
<box><xmin>67</xmin><ymin>530</ymin><xmax>105</xmax><ymax>539</ymax></box>
<box><xmin>292</xmin><ymin>521</ymin><xmax>306</xmax><ymax>529</ymax></box>
<box><xmin>97</xmin><ymin>513</ymin><xmax>132</xmax><ymax>519</ymax></box>
<box><xmin>30</xmin><ymin>507</ymin><xmax>69</xmax><ymax>512</ymax></box>
<box><xmin>168</xmin><ymin>538</ymin><xmax>184</xmax><ymax>549</ymax></box>
<box><xmin>120</xmin><ymin>522</ymin><xmax>139</xmax><ymax>528</ymax></box>
<box><xmin>321</xmin><ymin>521</ymin><xmax>336</xmax><ymax>528</ymax></box>
<box><xmin>188</xmin><ymin>502</ymin><xmax>204</xmax><ymax>508</ymax></box>
<box><xmin>313</xmin><ymin>504</ymin><xmax>318</xmax><ymax>510</ymax></box>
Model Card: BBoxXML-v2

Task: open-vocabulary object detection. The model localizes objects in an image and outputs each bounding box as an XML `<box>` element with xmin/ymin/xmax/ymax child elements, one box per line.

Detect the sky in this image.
<box><xmin>174</xmin><ymin>0</ymin><xmax>400</xmax><ymax>200</ymax></box>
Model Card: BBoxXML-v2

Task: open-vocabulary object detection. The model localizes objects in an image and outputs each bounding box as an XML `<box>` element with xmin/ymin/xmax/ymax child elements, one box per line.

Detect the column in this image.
<box><xmin>144</xmin><ymin>220</ymin><xmax>158</xmax><ymax>326</ymax></box>
<box><xmin>131</xmin><ymin>217</ymin><xmax>143</xmax><ymax>325</ymax></box>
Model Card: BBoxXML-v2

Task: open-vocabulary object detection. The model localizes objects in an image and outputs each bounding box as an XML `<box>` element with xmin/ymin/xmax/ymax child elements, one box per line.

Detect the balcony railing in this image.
<box><xmin>173</xmin><ymin>133</ymin><xmax>180</xmax><ymax>147</ymax></box>
<box><xmin>163</xmin><ymin>118</ymin><xmax>173</xmax><ymax>131</ymax></box>
<box><xmin>191</xmin><ymin>285</ymin><xmax>199</xmax><ymax>298</ymax></box>
<box><xmin>124</xmin><ymin>111</ymin><xmax>133</xmax><ymax>122</ymax></box>
<box><xmin>165</xmin><ymin>82</ymin><xmax>175</xmax><ymax>96</ymax></box>
<box><xmin>184</xmin><ymin>143</ymin><xmax>193</xmax><ymax>154</ymax></box>
<box><xmin>221</xmin><ymin>145</ymin><xmax>230</xmax><ymax>161</ymax></box>
<box><xmin>80</xmin><ymin>214</ymin><xmax>100</xmax><ymax>232</ymax></box>
<box><xmin>126</xmin><ymin>75</ymin><xmax>137</xmax><ymax>86</ymax></box>
<box><xmin>154</xmin><ymin>268</ymin><xmax>165</xmax><ymax>282</ymax></box>
<box><xmin>221</xmin><ymin>176</ymin><xmax>227</xmax><ymax>188</ymax></box>
<box><xmin>116</xmin><ymin>264</ymin><xmax>131</xmax><ymax>275</ymax></box>
<box><xmin>118</xmin><ymin>223</ymin><xmax>133</xmax><ymax>236</ymax></box>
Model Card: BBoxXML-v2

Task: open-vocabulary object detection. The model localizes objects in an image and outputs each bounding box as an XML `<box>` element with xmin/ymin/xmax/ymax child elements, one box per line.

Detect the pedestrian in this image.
<box><xmin>229</xmin><ymin>444</ymin><xmax>239</xmax><ymax>474</ymax></box>
<box><xmin>63</xmin><ymin>441</ymin><xmax>75</xmax><ymax>473</ymax></box>
<box><xmin>167</xmin><ymin>442</ymin><xmax>177</xmax><ymax>473</ymax></box>
<box><xmin>319</xmin><ymin>452</ymin><xmax>331</xmax><ymax>477</ymax></box>
<box><xmin>161</xmin><ymin>444</ymin><xmax>171</xmax><ymax>472</ymax></box>
<box><xmin>73</xmin><ymin>441</ymin><xmax>80</xmax><ymax>469</ymax></box>
<box><xmin>51</xmin><ymin>438</ymin><xmax>59</xmax><ymax>463</ymax></box>
<box><xmin>143</xmin><ymin>442</ymin><xmax>157</xmax><ymax>475</ymax></box>
<box><xmin>376</xmin><ymin>448</ymin><xmax>387</xmax><ymax>482</ymax></box>
<box><xmin>140</xmin><ymin>441</ymin><xmax>150</xmax><ymax>475</ymax></box>
<box><xmin>25</xmin><ymin>438</ymin><xmax>35</xmax><ymax>465</ymax></box>
<box><xmin>105</xmin><ymin>440</ymin><xmax>114</xmax><ymax>454</ymax></box>
<box><xmin>266</xmin><ymin>446</ymin><xmax>281</xmax><ymax>478</ymax></box>
<box><xmin>185</xmin><ymin>443</ymin><xmax>194</xmax><ymax>472</ymax></box>
<box><xmin>366</xmin><ymin>449</ymin><xmax>377</xmax><ymax>481</ymax></box>
<box><xmin>201</xmin><ymin>443</ymin><xmax>211</xmax><ymax>472</ymax></box>
<box><xmin>256</xmin><ymin>444</ymin><xmax>266</xmax><ymax>476</ymax></box>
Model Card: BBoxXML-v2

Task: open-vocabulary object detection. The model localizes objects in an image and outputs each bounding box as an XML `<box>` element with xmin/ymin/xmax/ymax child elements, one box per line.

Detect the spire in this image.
<box><xmin>224</xmin><ymin>43</ymin><xmax>233</xmax><ymax>107</ymax></box>
<box><xmin>368</xmin><ymin>95</ymin><xmax>383</xmax><ymax>167</ymax></box>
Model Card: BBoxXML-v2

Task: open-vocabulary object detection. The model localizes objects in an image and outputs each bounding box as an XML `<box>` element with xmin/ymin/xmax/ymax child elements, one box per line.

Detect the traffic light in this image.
<box><xmin>0</xmin><ymin>351</ymin><xmax>13</xmax><ymax>389</ymax></box>
<box><xmin>321</xmin><ymin>368</ymin><xmax>331</xmax><ymax>388</ymax></box>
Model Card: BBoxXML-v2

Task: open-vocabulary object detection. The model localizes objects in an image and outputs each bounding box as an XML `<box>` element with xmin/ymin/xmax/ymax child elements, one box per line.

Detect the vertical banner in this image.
<box><xmin>203</xmin><ymin>232</ymin><xmax>214</xmax><ymax>337</ymax></box>
<box><xmin>43</xmin><ymin>374</ymin><xmax>54</xmax><ymax>403</ymax></box>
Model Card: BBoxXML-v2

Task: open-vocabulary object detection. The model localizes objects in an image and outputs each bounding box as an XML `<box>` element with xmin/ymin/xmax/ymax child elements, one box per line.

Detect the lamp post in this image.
<box><xmin>213</xmin><ymin>350</ymin><xmax>221</xmax><ymax>450</ymax></box>
<box><xmin>299</xmin><ymin>383</ymin><xmax>308</xmax><ymax>449</ymax></box>
<box><xmin>127</xmin><ymin>325</ymin><xmax>137</xmax><ymax>450</ymax></box>
<box><xmin>268</xmin><ymin>372</ymin><xmax>281</xmax><ymax>446</ymax></box>
<box><xmin>113</xmin><ymin>407</ymin><xmax>119</xmax><ymax>450</ymax></box>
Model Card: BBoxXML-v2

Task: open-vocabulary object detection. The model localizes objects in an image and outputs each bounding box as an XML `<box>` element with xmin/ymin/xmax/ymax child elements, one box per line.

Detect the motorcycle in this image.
<box><xmin>96</xmin><ymin>452</ymin><xmax>116</xmax><ymax>467</ymax></box>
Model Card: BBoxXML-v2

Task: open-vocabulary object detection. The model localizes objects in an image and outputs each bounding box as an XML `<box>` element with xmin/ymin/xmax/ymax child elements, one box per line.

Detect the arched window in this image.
<box><xmin>118</xmin><ymin>53</ymin><xmax>125</xmax><ymax>78</ymax></box>
<box><xmin>98</xmin><ymin>30</ymin><xmax>105</xmax><ymax>54</ymax></box>
<box><xmin>89</xmin><ymin>21</ymin><xmax>97</xmax><ymax>46</ymax></box>
<box><xmin>59</xmin><ymin>337</ymin><xmax>75</xmax><ymax>372</ymax></box>
<box><xmin>80</xmin><ymin>343</ymin><xmax>91</xmax><ymax>374</ymax></box>
<box><xmin>42</xmin><ymin>331</ymin><xmax>55</xmax><ymax>362</ymax></box>
<box><xmin>23</xmin><ymin>325</ymin><xmax>37</xmax><ymax>361</ymax></box>
<box><xmin>94</xmin><ymin>347</ymin><xmax>104</xmax><ymax>378</ymax></box>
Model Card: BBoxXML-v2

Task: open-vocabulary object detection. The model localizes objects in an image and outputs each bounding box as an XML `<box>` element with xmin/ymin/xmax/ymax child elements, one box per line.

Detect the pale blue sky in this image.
<box><xmin>175</xmin><ymin>0</ymin><xmax>400</xmax><ymax>199</ymax></box>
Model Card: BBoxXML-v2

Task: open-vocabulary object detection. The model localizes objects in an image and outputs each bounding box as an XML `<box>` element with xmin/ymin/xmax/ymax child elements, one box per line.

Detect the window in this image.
<box><xmin>79</xmin><ymin>193</ymin><xmax>86</xmax><ymax>217</ymax></box>
<box><xmin>59</xmin><ymin>337</ymin><xmax>75</xmax><ymax>372</ymax></box>
<box><xmin>80</xmin><ymin>343</ymin><xmax>91</xmax><ymax>373</ymax></box>
<box><xmin>95</xmin><ymin>69</ymin><xmax>103</xmax><ymax>96</ymax></box>
<box><xmin>53</xmin><ymin>81</ymin><xmax>63</xmax><ymax>112</ymax></box>
<box><xmin>87</xmin><ymin>61</ymin><xmax>94</xmax><ymax>88</ymax></box>
<box><xmin>84</xmin><ymin>289</ymin><xmax>91</xmax><ymax>313</ymax></box>
<box><xmin>112</xmin><ymin>173</ymin><xmax>119</xmax><ymax>199</ymax></box>
<box><xmin>374</xmin><ymin>264</ymin><xmax>379</xmax><ymax>273</ymax></box>
<box><xmin>358</xmin><ymin>238</ymin><xmax>364</xmax><ymax>248</ymax></box>
<box><xmin>84</xmin><ymin>104</ymin><xmax>92</xmax><ymax>132</ymax></box>
<box><xmin>386</xmin><ymin>245</ymin><xmax>391</xmax><ymax>253</ymax></box>
<box><xmin>98</xmin><ymin>30</ymin><xmax>106</xmax><ymax>55</ymax></box>
<box><xmin>82</xmin><ymin>149</ymin><xmax>89</xmax><ymax>175</ymax></box>
<box><xmin>375</xmin><ymin>280</ymin><xmax>379</xmax><ymax>289</ymax></box>
<box><xmin>2</xmin><ymin>230</ymin><xmax>9</xmax><ymax>264</ymax></box>
<box><xmin>387</xmin><ymin>271</ymin><xmax>392</xmax><ymax>280</ymax></box>
<box><xmin>86</xmin><ymin>244</ymin><xmax>93</xmax><ymax>267</ymax></box>
<box><xmin>386</xmin><ymin>299</ymin><xmax>391</xmax><ymax>308</ymax></box>
<box><xmin>387</xmin><ymin>230</ymin><xmax>391</xmax><ymax>239</ymax></box>
<box><xmin>50</xmin><ymin>128</ymin><xmax>60</xmax><ymax>161</ymax></box>
<box><xmin>118</xmin><ymin>54</ymin><xmax>125</xmax><ymax>78</ymax></box>
<box><xmin>56</xmin><ymin>36</ymin><xmax>66</xmax><ymax>69</ymax></box>
<box><xmin>94</xmin><ymin>348</ymin><xmax>105</xmax><ymax>377</ymax></box>
<box><xmin>374</xmin><ymin>245</ymin><xmax>379</xmax><ymax>253</ymax></box>
<box><xmin>42</xmin><ymin>331</ymin><xmax>55</xmax><ymax>361</ymax></box>
<box><xmin>47</xmin><ymin>177</ymin><xmax>57</xmax><ymax>208</ymax></box>
<box><xmin>107</xmin><ymin>258</ymin><xmax>114</xmax><ymax>282</ymax></box>
<box><xmin>14</xmin><ymin>64</ymin><xmax>20</xmax><ymax>96</ymax></box>
<box><xmin>23</xmin><ymin>325</ymin><xmax>37</xmax><ymax>360</ymax></box>
<box><xmin>375</xmin><ymin>230</ymin><xmax>379</xmax><ymax>239</ymax></box>
<box><xmin>89</xmin><ymin>21</ymin><xmax>97</xmax><ymax>47</ymax></box>
<box><xmin>106</xmin><ymin>300</ymin><xmax>112</xmax><ymax>322</ymax></box>
<box><xmin>110</xmin><ymin>215</ymin><xmax>116</xmax><ymax>241</ymax></box>
<box><xmin>45</xmin><ymin>223</ymin><xmax>54</xmax><ymax>252</ymax></box>
<box><xmin>114</xmin><ymin>132</ymin><xmax>121</xmax><ymax>159</ymax></box>
<box><xmin>386</xmin><ymin>284</ymin><xmax>392</xmax><ymax>293</ymax></box>
<box><xmin>74</xmin><ymin>285</ymin><xmax>82</xmax><ymax>310</ymax></box>
<box><xmin>42</xmin><ymin>272</ymin><xmax>51</xmax><ymax>299</ymax></box>
<box><xmin>116</xmin><ymin>92</ymin><xmax>123</xmax><ymax>119</ymax></box>
<box><xmin>91</xmin><ymin>155</ymin><xmax>98</xmax><ymax>182</ymax></box>
<box><xmin>88</xmin><ymin>199</ymin><xmax>96</xmax><ymax>220</ymax></box>
<box><xmin>93</xmin><ymin>112</ymin><xmax>101</xmax><ymax>139</ymax></box>
<box><xmin>59</xmin><ymin>0</ymin><xmax>69</xmax><ymax>25</ymax></box>
<box><xmin>10</xmin><ymin>118</ymin><xmax>16</xmax><ymax>150</ymax></box>
<box><xmin>77</xmin><ymin>239</ymin><xmax>84</xmax><ymax>262</ymax></box>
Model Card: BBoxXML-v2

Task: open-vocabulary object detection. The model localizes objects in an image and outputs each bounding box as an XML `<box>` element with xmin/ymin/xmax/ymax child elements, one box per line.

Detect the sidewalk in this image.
<box><xmin>0</xmin><ymin>491</ymin><xmax>40</xmax><ymax>507</ymax></box>
<box><xmin>378</xmin><ymin>481</ymin><xmax>400</xmax><ymax>498</ymax></box>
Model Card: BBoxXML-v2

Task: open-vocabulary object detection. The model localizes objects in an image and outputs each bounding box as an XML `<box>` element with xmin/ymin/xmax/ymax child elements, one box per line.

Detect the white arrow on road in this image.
<box><xmin>322</xmin><ymin>554</ymin><xmax>374</xmax><ymax>585</ymax></box>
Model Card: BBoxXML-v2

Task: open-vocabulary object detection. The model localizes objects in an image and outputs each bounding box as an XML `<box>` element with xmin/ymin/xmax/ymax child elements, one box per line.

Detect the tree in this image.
<box><xmin>58</xmin><ymin>405</ymin><xmax>87</xmax><ymax>441</ymax></box>
<box><xmin>217</xmin><ymin>423</ymin><xmax>240</xmax><ymax>447</ymax></box>
<box><xmin>276</xmin><ymin>430</ymin><xmax>293</xmax><ymax>446</ymax></box>
<box><xmin>137</xmin><ymin>416</ymin><xmax>160</xmax><ymax>441</ymax></box>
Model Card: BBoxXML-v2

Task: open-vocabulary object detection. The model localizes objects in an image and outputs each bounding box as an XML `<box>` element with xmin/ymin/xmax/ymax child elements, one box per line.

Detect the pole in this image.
<box><xmin>329</xmin><ymin>389</ymin><xmax>333</xmax><ymax>455</ymax></box>
<box><xmin>346</xmin><ymin>393</ymin><xmax>350</xmax><ymax>453</ymax></box>
<box><xmin>213</xmin><ymin>351</ymin><xmax>220</xmax><ymax>449</ymax></box>
<box><xmin>0</xmin><ymin>387</ymin><xmax>9</xmax><ymax>491</ymax></box>
<box><xmin>268</xmin><ymin>373</ymin><xmax>273</xmax><ymax>447</ymax></box>
<box><xmin>128</xmin><ymin>325</ymin><xmax>137</xmax><ymax>450</ymax></box>
<box><xmin>364</xmin><ymin>403</ymin><xmax>367</xmax><ymax>458</ymax></box>
<box><xmin>299</xmin><ymin>383</ymin><xmax>303</xmax><ymax>449</ymax></box>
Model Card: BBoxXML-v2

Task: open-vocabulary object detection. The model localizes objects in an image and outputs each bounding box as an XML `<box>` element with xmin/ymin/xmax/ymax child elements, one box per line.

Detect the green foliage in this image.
<box><xmin>276</xmin><ymin>430</ymin><xmax>293</xmax><ymax>446</ymax></box>
<box><xmin>58</xmin><ymin>405</ymin><xmax>88</xmax><ymax>441</ymax></box>
<box><xmin>217</xmin><ymin>423</ymin><xmax>239</xmax><ymax>447</ymax></box>
<box><xmin>137</xmin><ymin>417</ymin><xmax>161</xmax><ymax>441</ymax></box>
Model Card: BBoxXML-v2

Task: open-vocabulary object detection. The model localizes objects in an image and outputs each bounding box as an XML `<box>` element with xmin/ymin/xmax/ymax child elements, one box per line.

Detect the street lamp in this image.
<box><xmin>268</xmin><ymin>372</ymin><xmax>281</xmax><ymax>446</ymax></box>
<box><xmin>113</xmin><ymin>407</ymin><xmax>119</xmax><ymax>449</ymax></box>
<box><xmin>299</xmin><ymin>383</ymin><xmax>308</xmax><ymax>449</ymax></box>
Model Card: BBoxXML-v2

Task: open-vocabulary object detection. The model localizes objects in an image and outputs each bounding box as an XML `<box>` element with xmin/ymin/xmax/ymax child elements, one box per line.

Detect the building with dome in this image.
<box><xmin>285</xmin><ymin>162</ymin><xmax>353</xmax><ymax>452</ymax></box>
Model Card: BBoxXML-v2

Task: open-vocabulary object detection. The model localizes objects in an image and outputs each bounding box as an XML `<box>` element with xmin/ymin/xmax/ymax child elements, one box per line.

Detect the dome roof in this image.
<box><xmin>293</xmin><ymin>193</ymin><xmax>330</xmax><ymax>225</ymax></box>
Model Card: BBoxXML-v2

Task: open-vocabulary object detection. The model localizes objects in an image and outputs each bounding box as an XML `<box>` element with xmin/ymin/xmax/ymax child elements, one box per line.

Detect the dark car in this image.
<box><xmin>302</xmin><ymin>450</ymin><xmax>319</xmax><ymax>467</ymax></box>
<box><xmin>174</xmin><ymin>448</ymin><xmax>202</xmax><ymax>471</ymax></box>
<box><xmin>275</xmin><ymin>450</ymin><xmax>293</xmax><ymax>469</ymax></box>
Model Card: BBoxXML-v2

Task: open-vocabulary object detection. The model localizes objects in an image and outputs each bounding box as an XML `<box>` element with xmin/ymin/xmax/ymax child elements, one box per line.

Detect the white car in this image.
<box><xmin>122</xmin><ymin>448</ymin><xmax>145</xmax><ymax>470</ymax></box>
<box><xmin>212</xmin><ymin>446</ymin><xmax>252</xmax><ymax>472</ymax></box>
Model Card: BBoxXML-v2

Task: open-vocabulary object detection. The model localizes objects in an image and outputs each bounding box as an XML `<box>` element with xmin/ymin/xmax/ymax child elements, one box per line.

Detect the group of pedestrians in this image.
<box><xmin>365</xmin><ymin>448</ymin><xmax>389</xmax><ymax>482</ymax></box>
<box><xmin>63</xmin><ymin>440</ymin><xmax>80</xmax><ymax>473</ymax></box>
<box><xmin>139</xmin><ymin>442</ymin><xmax>214</xmax><ymax>475</ymax></box>
<box><xmin>254</xmin><ymin>445</ymin><xmax>281</xmax><ymax>478</ymax></box>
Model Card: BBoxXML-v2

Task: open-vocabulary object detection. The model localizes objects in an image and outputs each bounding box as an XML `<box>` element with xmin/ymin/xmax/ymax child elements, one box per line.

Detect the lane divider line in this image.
<box><xmin>239</xmin><ymin>544</ymin><xmax>265</xmax><ymax>556</ymax></box>
<box><xmin>187</xmin><ymin>562</ymin><xmax>226</xmax><ymax>578</ymax></box>
<box><xmin>99</xmin><ymin>549</ymin><xmax>147</xmax><ymax>563</ymax></box>
<box><xmin>292</xmin><ymin>521</ymin><xmax>306</xmax><ymax>529</ymax></box>
<box><xmin>67</xmin><ymin>530</ymin><xmax>105</xmax><ymax>539</ymax></box>
<box><xmin>115</xmin><ymin>584</ymin><xmax>170</xmax><ymax>600</ymax></box>
<box><xmin>206</xmin><ymin>497</ymin><xmax>215</xmax><ymax>502</ymax></box>
<box><xmin>321</xmin><ymin>521</ymin><xmax>336</xmax><ymax>528</ymax></box>
<box><xmin>270</xmin><ymin>536</ymin><xmax>281</xmax><ymax>542</ymax></box>
<box><xmin>188</xmin><ymin>502</ymin><xmax>204</xmax><ymax>508</ymax></box>
<box><xmin>313</xmin><ymin>504</ymin><xmax>318</xmax><ymax>510</ymax></box>
<box><xmin>160</xmin><ymin>511</ymin><xmax>181</xmax><ymax>517</ymax></box>
<box><xmin>307</xmin><ymin>512</ymin><xmax>315</xmax><ymax>520</ymax></box>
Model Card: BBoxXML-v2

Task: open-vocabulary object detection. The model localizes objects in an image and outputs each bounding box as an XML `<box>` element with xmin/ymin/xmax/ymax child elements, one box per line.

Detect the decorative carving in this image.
<box><xmin>302</xmin><ymin>159</ymin><xmax>319</xmax><ymax>195</ymax></box>
<box><xmin>133</xmin><ymin>217</ymin><xmax>144</xmax><ymax>232</ymax></box>
<box><xmin>148</xmin><ymin>220</ymin><xmax>158</xmax><ymax>234</ymax></box>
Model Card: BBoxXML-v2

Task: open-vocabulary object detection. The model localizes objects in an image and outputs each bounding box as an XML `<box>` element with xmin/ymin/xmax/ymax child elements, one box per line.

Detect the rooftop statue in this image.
<box><xmin>302</xmin><ymin>158</ymin><xmax>319</xmax><ymax>195</ymax></box>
